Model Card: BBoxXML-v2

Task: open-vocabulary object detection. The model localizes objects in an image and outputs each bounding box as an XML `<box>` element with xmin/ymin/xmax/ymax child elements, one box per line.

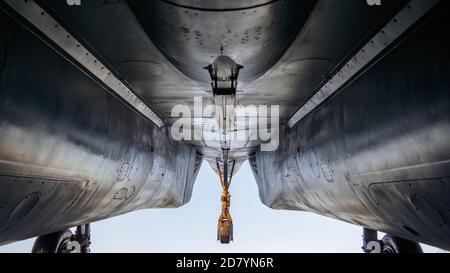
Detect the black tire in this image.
<box><xmin>381</xmin><ymin>234</ymin><xmax>423</xmax><ymax>253</ymax></box>
<box><xmin>32</xmin><ymin>229</ymin><xmax>74</xmax><ymax>253</ymax></box>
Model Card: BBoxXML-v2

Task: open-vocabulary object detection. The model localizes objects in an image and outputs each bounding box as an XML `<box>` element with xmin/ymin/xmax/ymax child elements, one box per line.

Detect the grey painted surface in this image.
<box><xmin>0</xmin><ymin>0</ymin><xmax>449</xmax><ymax>251</ymax></box>
<box><xmin>0</xmin><ymin>6</ymin><xmax>201</xmax><ymax>245</ymax></box>
<box><xmin>251</xmin><ymin>3</ymin><xmax>450</xmax><ymax>250</ymax></box>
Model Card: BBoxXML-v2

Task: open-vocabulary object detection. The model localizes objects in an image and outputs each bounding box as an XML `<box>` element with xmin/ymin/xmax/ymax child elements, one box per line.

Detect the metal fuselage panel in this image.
<box><xmin>26</xmin><ymin>0</ymin><xmax>408</xmax><ymax>160</ymax></box>
<box><xmin>251</xmin><ymin>4</ymin><xmax>450</xmax><ymax>250</ymax></box>
<box><xmin>0</xmin><ymin>8</ymin><xmax>201</xmax><ymax>245</ymax></box>
<box><xmin>0</xmin><ymin>0</ymin><xmax>449</xmax><ymax>251</ymax></box>
<box><xmin>128</xmin><ymin>0</ymin><xmax>316</xmax><ymax>83</ymax></box>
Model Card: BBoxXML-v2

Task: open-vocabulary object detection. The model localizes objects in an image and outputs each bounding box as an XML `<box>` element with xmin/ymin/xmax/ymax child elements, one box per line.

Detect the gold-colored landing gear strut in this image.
<box><xmin>216</xmin><ymin>157</ymin><xmax>235</xmax><ymax>244</ymax></box>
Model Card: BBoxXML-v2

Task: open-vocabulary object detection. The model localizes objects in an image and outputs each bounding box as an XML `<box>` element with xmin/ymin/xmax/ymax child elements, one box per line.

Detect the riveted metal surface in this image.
<box><xmin>129</xmin><ymin>0</ymin><xmax>316</xmax><ymax>83</ymax></box>
<box><xmin>252</xmin><ymin>2</ymin><xmax>450</xmax><ymax>250</ymax></box>
<box><xmin>0</xmin><ymin>0</ymin><xmax>449</xmax><ymax>250</ymax></box>
<box><xmin>0</xmin><ymin>7</ymin><xmax>201</xmax><ymax>244</ymax></box>
<box><xmin>287</xmin><ymin>0</ymin><xmax>440</xmax><ymax>128</ymax></box>
<box><xmin>4</xmin><ymin>0</ymin><xmax>165</xmax><ymax>128</ymax></box>
<box><xmin>34</xmin><ymin>0</ymin><xmax>409</xmax><ymax>162</ymax></box>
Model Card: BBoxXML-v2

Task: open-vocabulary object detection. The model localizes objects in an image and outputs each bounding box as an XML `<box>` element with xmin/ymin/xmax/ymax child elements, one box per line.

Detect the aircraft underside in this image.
<box><xmin>0</xmin><ymin>0</ymin><xmax>449</xmax><ymax>252</ymax></box>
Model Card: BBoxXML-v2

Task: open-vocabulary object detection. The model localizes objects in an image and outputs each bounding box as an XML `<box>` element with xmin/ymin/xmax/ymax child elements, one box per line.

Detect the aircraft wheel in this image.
<box><xmin>381</xmin><ymin>234</ymin><xmax>423</xmax><ymax>253</ymax></box>
<box><xmin>32</xmin><ymin>229</ymin><xmax>80</xmax><ymax>253</ymax></box>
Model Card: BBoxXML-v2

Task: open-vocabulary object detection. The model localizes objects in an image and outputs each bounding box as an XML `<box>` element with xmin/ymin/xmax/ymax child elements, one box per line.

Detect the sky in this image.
<box><xmin>0</xmin><ymin>161</ymin><xmax>443</xmax><ymax>253</ymax></box>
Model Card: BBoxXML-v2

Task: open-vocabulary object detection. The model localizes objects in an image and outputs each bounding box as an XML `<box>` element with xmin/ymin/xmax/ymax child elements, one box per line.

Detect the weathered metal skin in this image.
<box><xmin>26</xmin><ymin>0</ymin><xmax>407</xmax><ymax>161</ymax></box>
<box><xmin>251</xmin><ymin>4</ymin><xmax>450</xmax><ymax>250</ymax></box>
<box><xmin>128</xmin><ymin>0</ymin><xmax>316</xmax><ymax>83</ymax></box>
<box><xmin>0</xmin><ymin>8</ymin><xmax>201</xmax><ymax>245</ymax></box>
<box><xmin>0</xmin><ymin>0</ymin><xmax>449</xmax><ymax>251</ymax></box>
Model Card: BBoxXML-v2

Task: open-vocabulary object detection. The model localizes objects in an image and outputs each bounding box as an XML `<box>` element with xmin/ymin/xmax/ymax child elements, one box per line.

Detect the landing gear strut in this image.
<box><xmin>206</xmin><ymin>50</ymin><xmax>241</xmax><ymax>244</ymax></box>
<box><xmin>32</xmin><ymin>223</ymin><xmax>91</xmax><ymax>253</ymax></box>
<box><xmin>216</xmin><ymin>155</ymin><xmax>235</xmax><ymax>244</ymax></box>
<box><xmin>74</xmin><ymin>224</ymin><xmax>91</xmax><ymax>253</ymax></box>
<box><xmin>362</xmin><ymin>228</ymin><xmax>423</xmax><ymax>253</ymax></box>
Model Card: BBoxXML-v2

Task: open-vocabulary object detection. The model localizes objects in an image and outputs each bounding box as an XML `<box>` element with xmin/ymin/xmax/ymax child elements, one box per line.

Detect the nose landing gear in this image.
<box><xmin>218</xmin><ymin>192</ymin><xmax>233</xmax><ymax>244</ymax></box>
<box><xmin>216</xmin><ymin>157</ymin><xmax>235</xmax><ymax>244</ymax></box>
